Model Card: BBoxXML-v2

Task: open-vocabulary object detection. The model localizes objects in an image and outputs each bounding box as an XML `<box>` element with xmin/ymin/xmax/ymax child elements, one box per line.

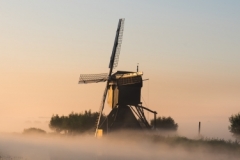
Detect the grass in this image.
<box><xmin>150</xmin><ymin>134</ymin><xmax>240</xmax><ymax>154</ymax></box>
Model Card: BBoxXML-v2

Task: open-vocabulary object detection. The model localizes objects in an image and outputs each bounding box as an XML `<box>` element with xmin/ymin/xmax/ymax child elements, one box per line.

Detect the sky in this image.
<box><xmin>0</xmin><ymin>0</ymin><xmax>240</xmax><ymax>139</ymax></box>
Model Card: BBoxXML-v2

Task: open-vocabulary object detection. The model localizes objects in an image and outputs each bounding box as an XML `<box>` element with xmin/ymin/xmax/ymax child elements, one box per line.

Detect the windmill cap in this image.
<box><xmin>112</xmin><ymin>71</ymin><xmax>143</xmax><ymax>79</ymax></box>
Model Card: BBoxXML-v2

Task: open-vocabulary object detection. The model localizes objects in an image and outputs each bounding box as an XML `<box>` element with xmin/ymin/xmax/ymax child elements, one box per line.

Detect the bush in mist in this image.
<box><xmin>23</xmin><ymin>127</ymin><xmax>46</xmax><ymax>134</ymax></box>
<box><xmin>150</xmin><ymin>116</ymin><xmax>178</xmax><ymax>131</ymax></box>
<box><xmin>49</xmin><ymin>110</ymin><xmax>106</xmax><ymax>134</ymax></box>
<box><xmin>229</xmin><ymin>113</ymin><xmax>240</xmax><ymax>138</ymax></box>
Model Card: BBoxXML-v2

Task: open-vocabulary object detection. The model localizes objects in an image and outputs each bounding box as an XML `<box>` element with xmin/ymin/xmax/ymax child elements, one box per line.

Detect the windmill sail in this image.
<box><xmin>95</xmin><ymin>83</ymin><xmax>109</xmax><ymax>137</ymax></box>
<box><xmin>109</xmin><ymin>18</ymin><xmax>125</xmax><ymax>70</ymax></box>
<box><xmin>95</xmin><ymin>19</ymin><xmax>125</xmax><ymax>136</ymax></box>
<box><xmin>78</xmin><ymin>73</ymin><xmax>108</xmax><ymax>84</ymax></box>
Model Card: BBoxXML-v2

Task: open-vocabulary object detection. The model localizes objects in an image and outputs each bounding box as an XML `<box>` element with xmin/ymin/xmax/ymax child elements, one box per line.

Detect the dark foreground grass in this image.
<box><xmin>150</xmin><ymin>134</ymin><xmax>240</xmax><ymax>155</ymax></box>
<box><xmin>107</xmin><ymin>130</ymin><xmax>240</xmax><ymax>155</ymax></box>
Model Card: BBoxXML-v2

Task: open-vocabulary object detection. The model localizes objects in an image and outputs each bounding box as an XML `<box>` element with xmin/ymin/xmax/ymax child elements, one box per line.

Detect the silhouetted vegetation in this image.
<box><xmin>152</xmin><ymin>135</ymin><xmax>240</xmax><ymax>153</ymax></box>
<box><xmin>49</xmin><ymin>110</ymin><xmax>106</xmax><ymax>134</ymax></box>
<box><xmin>229</xmin><ymin>112</ymin><xmax>240</xmax><ymax>138</ymax></box>
<box><xmin>23</xmin><ymin>127</ymin><xmax>46</xmax><ymax>134</ymax></box>
<box><xmin>150</xmin><ymin>116</ymin><xmax>178</xmax><ymax>131</ymax></box>
<box><xmin>107</xmin><ymin>131</ymin><xmax>240</xmax><ymax>155</ymax></box>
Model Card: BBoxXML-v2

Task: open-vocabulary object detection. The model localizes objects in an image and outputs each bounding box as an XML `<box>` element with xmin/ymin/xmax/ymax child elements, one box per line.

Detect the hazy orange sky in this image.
<box><xmin>0</xmin><ymin>0</ymin><xmax>240</xmax><ymax>139</ymax></box>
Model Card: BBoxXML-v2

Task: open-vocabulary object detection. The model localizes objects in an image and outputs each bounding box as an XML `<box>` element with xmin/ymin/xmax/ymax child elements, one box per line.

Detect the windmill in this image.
<box><xmin>78</xmin><ymin>19</ymin><xmax>157</xmax><ymax>136</ymax></box>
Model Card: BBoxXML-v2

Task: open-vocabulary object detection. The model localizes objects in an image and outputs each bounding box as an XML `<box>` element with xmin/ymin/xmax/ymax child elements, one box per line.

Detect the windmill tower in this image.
<box><xmin>78</xmin><ymin>19</ymin><xmax>157</xmax><ymax>136</ymax></box>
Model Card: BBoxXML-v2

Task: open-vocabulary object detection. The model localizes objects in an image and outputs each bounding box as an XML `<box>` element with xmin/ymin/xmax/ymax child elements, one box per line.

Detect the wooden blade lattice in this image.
<box><xmin>113</xmin><ymin>19</ymin><xmax>124</xmax><ymax>69</ymax></box>
<box><xmin>109</xmin><ymin>18</ymin><xmax>125</xmax><ymax>69</ymax></box>
<box><xmin>79</xmin><ymin>73</ymin><xmax>108</xmax><ymax>84</ymax></box>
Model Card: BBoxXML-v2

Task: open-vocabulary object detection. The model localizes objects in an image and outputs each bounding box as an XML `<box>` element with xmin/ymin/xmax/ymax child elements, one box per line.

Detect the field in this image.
<box><xmin>0</xmin><ymin>131</ymin><xmax>240</xmax><ymax>160</ymax></box>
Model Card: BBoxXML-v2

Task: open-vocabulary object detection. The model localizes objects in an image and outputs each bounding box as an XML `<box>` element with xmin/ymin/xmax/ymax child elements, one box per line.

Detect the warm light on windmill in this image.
<box><xmin>78</xmin><ymin>19</ymin><xmax>157</xmax><ymax>137</ymax></box>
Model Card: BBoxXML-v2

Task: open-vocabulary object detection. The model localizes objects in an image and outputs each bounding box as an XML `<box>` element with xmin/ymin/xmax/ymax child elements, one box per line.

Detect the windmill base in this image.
<box><xmin>99</xmin><ymin>105</ymin><xmax>150</xmax><ymax>134</ymax></box>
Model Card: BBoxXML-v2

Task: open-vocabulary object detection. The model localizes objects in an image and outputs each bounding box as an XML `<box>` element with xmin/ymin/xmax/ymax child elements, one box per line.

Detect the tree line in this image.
<box><xmin>49</xmin><ymin>110</ymin><xmax>178</xmax><ymax>133</ymax></box>
<box><xmin>24</xmin><ymin>110</ymin><xmax>240</xmax><ymax>138</ymax></box>
<box><xmin>49</xmin><ymin>110</ymin><xmax>106</xmax><ymax>134</ymax></box>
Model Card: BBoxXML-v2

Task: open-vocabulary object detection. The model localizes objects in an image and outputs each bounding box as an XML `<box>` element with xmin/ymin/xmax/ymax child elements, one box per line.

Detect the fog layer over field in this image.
<box><xmin>0</xmin><ymin>132</ymin><xmax>239</xmax><ymax>160</ymax></box>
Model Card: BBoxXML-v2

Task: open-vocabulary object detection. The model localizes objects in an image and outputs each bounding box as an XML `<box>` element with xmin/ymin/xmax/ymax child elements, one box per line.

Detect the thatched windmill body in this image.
<box><xmin>78</xmin><ymin>19</ymin><xmax>157</xmax><ymax>136</ymax></box>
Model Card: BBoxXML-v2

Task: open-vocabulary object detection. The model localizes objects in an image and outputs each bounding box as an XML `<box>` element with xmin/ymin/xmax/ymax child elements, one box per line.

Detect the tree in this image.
<box><xmin>49</xmin><ymin>110</ymin><xmax>106</xmax><ymax>134</ymax></box>
<box><xmin>151</xmin><ymin>116</ymin><xmax>178</xmax><ymax>131</ymax></box>
<box><xmin>229</xmin><ymin>113</ymin><xmax>240</xmax><ymax>137</ymax></box>
<box><xmin>49</xmin><ymin>114</ymin><xmax>67</xmax><ymax>133</ymax></box>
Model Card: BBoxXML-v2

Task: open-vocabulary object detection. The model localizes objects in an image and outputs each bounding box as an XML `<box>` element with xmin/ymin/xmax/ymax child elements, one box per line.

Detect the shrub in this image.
<box><xmin>23</xmin><ymin>128</ymin><xmax>46</xmax><ymax>134</ymax></box>
<box><xmin>151</xmin><ymin>116</ymin><xmax>178</xmax><ymax>131</ymax></box>
<box><xmin>229</xmin><ymin>113</ymin><xmax>240</xmax><ymax>137</ymax></box>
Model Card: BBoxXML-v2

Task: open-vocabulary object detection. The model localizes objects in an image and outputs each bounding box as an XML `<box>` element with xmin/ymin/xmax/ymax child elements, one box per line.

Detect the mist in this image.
<box><xmin>0</xmin><ymin>131</ymin><xmax>239</xmax><ymax>160</ymax></box>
